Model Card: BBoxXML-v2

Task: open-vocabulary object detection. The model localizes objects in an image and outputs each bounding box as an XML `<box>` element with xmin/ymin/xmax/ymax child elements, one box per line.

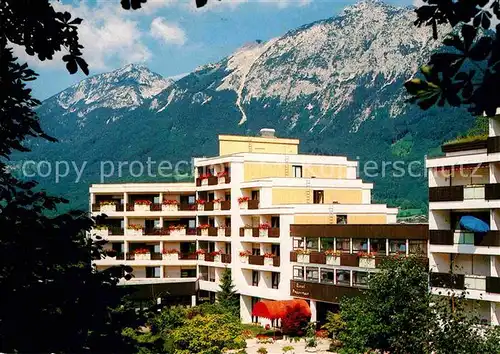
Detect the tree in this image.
<box><xmin>170</xmin><ymin>313</ymin><xmax>246</xmax><ymax>354</ymax></box>
<box><xmin>216</xmin><ymin>268</ymin><xmax>239</xmax><ymax>314</ymax></box>
<box><xmin>405</xmin><ymin>0</ymin><xmax>500</xmax><ymax>116</ymax></box>
<box><xmin>281</xmin><ymin>304</ymin><xmax>311</xmax><ymax>337</ymax></box>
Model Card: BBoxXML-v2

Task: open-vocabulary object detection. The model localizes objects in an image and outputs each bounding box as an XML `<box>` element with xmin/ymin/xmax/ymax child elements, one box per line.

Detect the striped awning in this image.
<box><xmin>251</xmin><ymin>299</ymin><xmax>311</xmax><ymax>320</ymax></box>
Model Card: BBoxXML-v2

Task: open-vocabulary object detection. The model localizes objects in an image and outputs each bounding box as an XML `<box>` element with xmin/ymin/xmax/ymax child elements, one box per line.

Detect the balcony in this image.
<box><xmin>430</xmin><ymin>230</ymin><xmax>454</xmax><ymax>245</ymax></box>
<box><xmin>290</xmin><ymin>280</ymin><xmax>362</xmax><ymax>303</ymax></box>
<box><xmin>429</xmin><ymin>186</ymin><xmax>464</xmax><ymax>202</ymax></box>
<box><xmin>248</xmin><ymin>255</ymin><xmax>264</xmax><ymax>266</ymax></box>
<box><xmin>202</xmin><ymin>200</ymin><xmax>231</xmax><ymax>212</ymax></box>
<box><xmin>196</xmin><ymin>176</ymin><xmax>218</xmax><ymax>187</ymax></box>
<box><xmin>430</xmin><ymin>272</ymin><xmax>465</xmax><ymax>290</ymax></box>
<box><xmin>239</xmin><ymin>227</ymin><xmax>279</xmax><ymax>238</ymax></box>
<box><xmin>485</xmin><ymin>183</ymin><xmax>500</xmax><ymax>200</ymax></box>
<box><xmin>92</xmin><ymin>203</ymin><xmax>124</xmax><ymax>212</ymax></box>
<box><xmin>488</xmin><ymin>136</ymin><xmax>500</xmax><ymax>154</ymax></box>
<box><xmin>290</xmin><ymin>224</ymin><xmax>428</xmax><ymax>240</ymax></box>
<box><xmin>475</xmin><ymin>231</ymin><xmax>500</xmax><ymax>246</ymax></box>
<box><xmin>221</xmin><ymin>254</ymin><xmax>232</xmax><ymax>264</ymax></box>
<box><xmin>200</xmin><ymin>227</ymin><xmax>231</xmax><ymax>237</ymax></box>
<box><xmin>442</xmin><ymin>139</ymin><xmax>488</xmax><ymax>153</ymax></box>
<box><xmin>486</xmin><ymin>276</ymin><xmax>500</xmax><ymax>294</ymax></box>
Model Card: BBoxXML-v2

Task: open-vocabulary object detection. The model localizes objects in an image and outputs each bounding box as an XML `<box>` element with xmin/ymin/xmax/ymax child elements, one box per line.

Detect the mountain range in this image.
<box><xmin>18</xmin><ymin>0</ymin><xmax>475</xmax><ymax>212</ymax></box>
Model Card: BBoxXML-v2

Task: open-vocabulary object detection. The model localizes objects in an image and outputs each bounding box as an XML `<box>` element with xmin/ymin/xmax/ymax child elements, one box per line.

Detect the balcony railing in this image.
<box><xmin>290</xmin><ymin>224</ymin><xmax>428</xmax><ymax>240</ymax></box>
<box><xmin>475</xmin><ymin>231</ymin><xmax>500</xmax><ymax>246</ymax></box>
<box><xmin>248</xmin><ymin>255</ymin><xmax>264</xmax><ymax>266</ymax></box>
<box><xmin>273</xmin><ymin>256</ymin><xmax>280</xmax><ymax>267</ymax></box>
<box><xmin>269</xmin><ymin>228</ymin><xmax>280</xmax><ymax>238</ymax></box>
<box><xmin>310</xmin><ymin>252</ymin><xmax>326</xmax><ymax>265</ymax></box>
<box><xmin>179</xmin><ymin>203</ymin><xmax>197</xmax><ymax>211</ymax></box>
<box><xmin>429</xmin><ymin>230</ymin><xmax>454</xmax><ymax>245</ymax></box>
<box><xmin>485</xmin><ymin>183</ymin><xmax>500</xmax><ymax>200</ymax></box>
<box><xmin>179</xmin><ymin>252</ymin><xmax>197</xmax><ymax>260</ymax></box>
<box><xmin>92</xmin><ymin>203</ymin><xmax>124</xmax><ymax>212</ymax></box>
<box><xmin>488</xmin><ymin>136</ymin><xmax>500</xmax><ymax>153</ymax></box>
<box><xmin>340</xmin><ymin>254</ymin><xmax>359</xmax><ymax>267</ymax></box>
<box><xmin>144</xmin><ymin>228</ymin><xmax>170</xmax><ymax>236</ymax></box>
<box><xmin>239</xmin><ymin>228</ymin><xmax>259</xmax><ymax>237</ymax></box>
<box><xmin>486</xmin><ymin>276</ymin><xmax>500</xmax><ymax>294</ymax></box>
<box><xmin>442</xmin><ymin>139</ymin><xmax>488</xmax><ymax>153</ymax></box>
<box><xmin>221</xmin><ymin>254</ymin><xmax>232</xmax><ymax>264</ymax></box>
<box><xmin>290</xmin><ymin>251</ymin><xmax>297</xmax><ymax>262</ymax></box>
<box><xmin>248</xmin><ymin>200</ymin><xmax>259</xmax><ymax>209</ymax></box>
<box><xmin>430</xmin><ymin>272</ymin><xmax>465</xmax><ymax>290</ymax></box>
<box><xmin>429</xmin><ymin>186</ymin><xmax>464</xmax><ymax>202</ymax></box>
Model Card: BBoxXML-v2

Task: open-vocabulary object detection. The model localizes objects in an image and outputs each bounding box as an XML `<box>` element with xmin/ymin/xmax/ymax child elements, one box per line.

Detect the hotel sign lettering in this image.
<box><xmin>291</xmin><ymin>281</ymin><xmax>311</xmax><ymax>298</ymax></box>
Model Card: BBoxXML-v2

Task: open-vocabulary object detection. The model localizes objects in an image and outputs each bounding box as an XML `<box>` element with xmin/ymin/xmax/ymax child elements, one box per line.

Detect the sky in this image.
<box><xmin>15</xmin><ymin>0</ymin><xmax>416</xmax><ymax>100</ymax></box>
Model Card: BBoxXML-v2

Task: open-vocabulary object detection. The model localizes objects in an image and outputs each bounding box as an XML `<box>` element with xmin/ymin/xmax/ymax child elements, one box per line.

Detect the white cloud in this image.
<box><xmin>11</xmin><ymin>1</ymin><xmax>151</xmax><ymax>72</ymax></box>
<box><xmin>150</xmin><ymin>17</ymin><xmax>187</xmax><ymax>45</ymax></box>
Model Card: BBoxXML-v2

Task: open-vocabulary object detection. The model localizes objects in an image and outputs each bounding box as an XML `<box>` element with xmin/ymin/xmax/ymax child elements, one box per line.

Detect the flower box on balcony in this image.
<box><xmin>218</xmin><ymin>177</ymin><xmax>227</xmax><ymax>184</ymax></box>
<box><xmin>244</xmin><ymin>228</ymin><xmax>253</xmax><ymax>238</ymax></box>
<box><xmin>359</xmin><ymin>257</ymin><xmax>376</xmax><ymax>268</ymax></box>
<box><xmin>134</xmin><ymin>201</ymin><xmax>151</xmax><ymax>212</ymax></box>
<box><xmin>214</xmin><ymin>254</ymin><xmax>222</xmax><ymax>263</ymax></box>
<box><xmin>162</xmin><ymin>203</ymin><xmax>179</xmax><ymax>212</ymax></box>
<box><xmin>94</xmin><ymin>228</ymin><xmax>109</xmax><ymax>237</ymax></box>
<box><xmin>162</xmin><ymin>250</ymin><xmax>179</xmax><ymax>262</ymax></box>
<box><xmin>264</xmin><ymin>254</ymin><xmax>274</xmax><ymax>266</ymax></box>
<box><xmin>326</xmin><ymin>255</ymin><xmax>341</xmax><ymax>266</ymax></box>
<box><xmin>100</xmin><ymin>204</ymin><xmax>117</xmax><ymax>212</ymax></box>
<box><xmin>239</xmin><ymin>250</ymin><xmax>251</xmax><ymax>263</ymax></box>
<box><xmin>259</xmin><ymin>223</ymin><xmax>271</xmax><ymax>237</ymax></box>
<box><xmin>134</xmin><ymin>249</ymin><xmax>151</xmax><ymax>260</ymax></box>
<box><xmin>126</xmin><ymin>226</ymin><xmax>143</xmax><ymax>237</ymax></box>
<box><xmin>296</xmin><ymin>250</ymin><xmax>310</xmax><ymax>263</ymax></box>
<box><xmin>218</xmin><ymin>227</ymin><xmax>227</xmax><ymax>237</ymax></box>
<box><xmin>169</xmin><ymin>226</ymin><xmax>186</xmax><ymax>236</ymax></box>
<box><xmin>239</xmin><ymin>201</ymin><xmax>248</xmax><ymax>209</ymax></box>
<box><xmin>198</xmin><ymin>254</ymin><xmax>205</xmax><ymax>261</ymax></box>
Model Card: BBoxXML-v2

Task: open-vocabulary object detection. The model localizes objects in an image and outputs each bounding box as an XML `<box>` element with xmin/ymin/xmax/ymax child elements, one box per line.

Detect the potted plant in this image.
<box><xmin>358</xmin><ymin>251</ymin><xmax>376</xmax><ymax>268</ymax></box>
<box><xmin>217</xmin><ymin>170</ymin><xmax>228</xmax><ymax>184</ymax></box>
<box><xmin>169</xmin><ymin>224</ymin><xmax>186</xmax><ymax>236</ymax></box>
<box><xmin>213</xmin><ymin>198</ymin><xmax>222</xmax><ymax>210</ymax></box>
<box><xmin>296</xmin><ymin>249</ymin><xmax>310</xmax><ymax>263</ymax></box>
<box><xmin>238</xmin><ymin>196</ymin><xmax>249</xmax><ymax>209</ymax></box>
<box><xmin>161</xmin><ymin>199</ymin><xmax>179</xmax><ymax>212</ymax></box>
<box><xmin>134</xmin><ymin>248</ymin><xmax>151</xmax><ymax>260</ymax></box>
<box><xmin>257</xmin><ymin>348</ymin><xmax>268</xmax><ymax>354</ymax></box>
<box><xmin>263</xmin><ymin>252</ymin><xmax>275</xmax><ymax>266</ymax></box>
<box><xmin>259</xmin><ymin>223</ymin><xmax>271</xmax><ymax>237</ymax></box>
<box><xmin>218</xmin><ymin>225</ymin><xmax>228</xmax><ymax>237</ymax></box>
<box><xmin>126</xmin><ymin>224</ymin><xmax>143</xmax><ymax>237</ymax></box>
<box><xmin>324</xmin><ymin>249</ymin><xmax>342</xmax><ymax>266</ymax></box>
<box><xmin>99</xmin><ymin>200</ymin><xmax>117</xmax><ymax>213</ymax></box>
<box><xmin>134</xmin><ymin>199</ymin><xmax>152</xmax><ymax>212</ymax></box>
<box><xmin>282</xmin><ymin>346</ymin><xmax>295</xmax><ymax>354</ymax></box>
<box><xmin>93</xmin><ymin>225</ymin><xmax>109</xmax><ymax>237</ymax></box>
<box><xmin>195</xmin><ymin>249</ymin><xmax>206</xmax><ymax>261</ymax></box>
<box><xmin>198</xmin><ymin>224</ymin><xmax>210</xmax><ymax>236</ymax></box>
<box><xmin>162</xmin><ymin>249</ymin><xmax>179</xmax><ymax>262</ymax></box>
<box><xmin>239</xmin><ymin>250</ymin><xmax>251</xmax><ymax>263</ymax></box>
<box><xmin>196</xmin><ymin>199</ymin><xmax>206</xmax><ymax>211</ymax></box>
<box><xmin>199</xmin><ymin>173</ymin><xmax>211</xmax><ymax>186</ymax></box>
<box><xmin>210</xmin><ymin>250</ymin><xmax>222</xmax><ymax>263</ymax></box>
<box><xmin>243</xmin><ymin>224</ymin><xmax>253</xmax><ymax>238</ymax></box>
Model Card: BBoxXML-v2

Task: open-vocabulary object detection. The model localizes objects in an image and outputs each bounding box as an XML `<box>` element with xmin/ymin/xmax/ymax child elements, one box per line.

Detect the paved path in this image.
<box><xmin>242</xmin><ymin>338</ymin><xmax>333</xmax><ymax>354</ymax></box>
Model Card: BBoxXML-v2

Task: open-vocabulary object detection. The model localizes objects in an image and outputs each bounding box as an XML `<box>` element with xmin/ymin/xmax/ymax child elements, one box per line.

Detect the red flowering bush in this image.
<box><xmin>198</xmin><ymin>224</ymin><xmax>210</xmax><ymax>229</ymax></box>
<box><xmin>99</xmin><ymin>200</ymin><xmax>116</xmax><ymax>206</ymax></box>
<box><xmin>127</xmin><ymin>224</ymin><xmax>143</xmax><ymax>230</ymax></box>
<box><xmin>239</xmin><ymin>250</ymin><xmax>251</xmax><ymax>257</ymax></box>
<box><xmin>315</xmin><ymin>329</ymin><xmax>329</xmax><ymax>338</ymax></box>
<box><xmin>281</xmin><ymin>304</ymin><xmax>311</xmax><ymax>336</ymax></box>
<box><xmin>357</xmin><ymin>251</ymin><xmax>375</xmax><ymax>258</ymax></box>
<box><xmin>263</xmin><ymin>252</ymin><xmax>275</xmax><ymax>258</ymax></box>
<box><xmin>209</xmin><ymin>250</ymin><xmax>222</xmax><ymax>256</ymax></box>
<box><xmin>238</xmin><ymin>196</ymin><xmax>249</xmax><ymax>203</ymax></box>
<box><xmin>199</xmin><ymin>173</ymin><xmax>211</xmax><ymax>179</ymax></box>
<box><xmin>195</xmin><ymin>249</ymin><xmax>206</xmax><ymax>255</ymax></box>
<box><xmin>217</xmin><ymin>171</ymin><xmax>228</xmax><ymax>177</ymax></box>
<box><xmin>195</xmin><ymin>199</ymin><xmax>206</xmax><ymax>205</ymax></box>
<box><xmin>212</xmin><ymin>198</ymin><xmax>221</xmax><ymax>203</ymax></box>
<box><xmin>134</xmin><ymin>248</ymin><xmax>150</xmax><ymax>254</ymax></box>
<box><xmin>259</xmin><ymin>223</ymin><xmax>271</xmax><ymax>230</ymax></box>
<box><xmin>162</xmin><ymin>249</ymin><xmax>179</xmax><ymax>254</ymax></box>
<box><xmin>134</xmin><ymin>200</ymin><xmax>152</xmax><ymax>205</ymax></box>
<box><xmin>162</xmin><ymin>199</ymin><xmax>178</xmax><ymax>205</ymax></box>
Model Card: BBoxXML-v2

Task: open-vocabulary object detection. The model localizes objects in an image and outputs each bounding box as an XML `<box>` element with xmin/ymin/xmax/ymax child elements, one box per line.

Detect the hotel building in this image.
<box><xmin>91</xmin><ymin>129</ymin><xmax>425</xmax><ymax>323</ymax></box>
<box><xmin>427</xmin><ymin>116</ymin><xmax>500</xmax><ymax>325</ymax></box>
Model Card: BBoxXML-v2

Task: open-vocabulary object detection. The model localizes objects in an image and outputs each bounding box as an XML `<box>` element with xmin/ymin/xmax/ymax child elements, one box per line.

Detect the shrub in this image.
<box><xmin>321</xmin><ymin>311</ymin><xmax>345</xmax><ymax>339</ymax></box>
<box><xmin>281</xmin><ymin>304</ymin><xmax>311</xmax><ymax>336</ymax></box>
<box><xmin>257</xmin><ymin>347</ymin><xmax>268</xmax><ymax>354</ymax></box>
<box><xmin>282</xmin><ymin>345</ymin><xmax>295</xmax><ymax>353</ymax></box>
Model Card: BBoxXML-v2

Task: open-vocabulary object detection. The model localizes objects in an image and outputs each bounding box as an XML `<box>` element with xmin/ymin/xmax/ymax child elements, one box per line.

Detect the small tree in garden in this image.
<box><xmin>281</xmin><ymin>304</ymin><xmax>311</xmax><ymax>336</ymax></box>
<box><xmin>217</xmin><ymin>268</ymin><xmax>240</xmax><ymax>314</ymax></box>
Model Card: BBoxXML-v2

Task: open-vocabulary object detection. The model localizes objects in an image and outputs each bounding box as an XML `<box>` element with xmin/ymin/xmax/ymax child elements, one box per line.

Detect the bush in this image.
<box><xmin>281</xmin><ymin>304</ymin><xmax>311</xmax><ymax>336</ymax></box>
<box><xmin>322</xmin><ymin>312</ymin><xmax>345</xmax><ymax>339</ymax></box>
<box><xmin>282</xmin><ymin>345</ymin><xmax>295</xmax><ymax>353</ymax></box>
<box><xmin>257</xmin><ymin>347</ymin><xmax>268</xmax><ymax>354</ymax></box>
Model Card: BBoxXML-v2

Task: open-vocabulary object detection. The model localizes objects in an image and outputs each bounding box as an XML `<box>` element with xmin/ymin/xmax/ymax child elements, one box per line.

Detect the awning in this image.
<box><xmin>460</xmin><ymin>216</ymin><xmax>490</xmax><ymax>233</ymax></box>
<box><xmin>251</xmin><ymin>299</ymin><xmax>311</xmax><ymax>320</ymax></box>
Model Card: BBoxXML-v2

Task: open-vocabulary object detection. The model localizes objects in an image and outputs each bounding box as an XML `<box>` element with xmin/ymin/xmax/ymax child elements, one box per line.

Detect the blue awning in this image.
<box><xmin>460</xmin><ymin>216</ymin><xmax>489</xmax><ymax>233</ymax></box>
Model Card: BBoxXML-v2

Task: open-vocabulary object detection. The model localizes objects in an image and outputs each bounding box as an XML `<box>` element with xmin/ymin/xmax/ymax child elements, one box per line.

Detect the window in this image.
<box><xmin>199</xmin><ymin>266</ymin><xmax>208</xmax><ymax>281</ymax></box>
<box><xmin>188</xmin><ymin>195</ymin><xmax>195</xmax><ymax>204</ymax></box>
<box><xmin>209</xmin><ymin>267</ymin><xmax>216</xmax><ymax>282</ymax></box>
<box><xmin>146</xmin><ymin>267</ymin><xmax>160</xmax><ymax>278</ymax></box>
<box><xmin>370</xmin><ymin>238</ymin><xmax>386</xmax><ymax>255</ymax></box>
<box><xmin>188</xmin><ymin>219</ymin><xmax>196</xmax><ymax>229</ymax></box>
<box><xmin>321</xmin><ymin>269</ymin><xmax>335</xmax><ymax>283</ymax></box>
<box><xmin>181</xmin><ymin>268</ymin><xmax>196</xmax><ymax>278</ymax></box>
<box><xmin>271</xmin><ymin>244</ymin><xmax>280</xmax><ymax>257</ymax></box>
<box><xmin>225</xmin><ymin>243</ymin><xmax>232</xmax><ymax>254</ymax></box>
<box><xmin>252</xmin><ymin>270</ymin><xmax>259</xmax><ymax>286</ymax></box>
<box><xmin>320</xmin><ymin>237</ymin><xmax>335</xmax><ymax>251</ymax></box>
<box><xmin>336</xmin><ymin>238</ymin><xmax>350</xmax><ymax>253</ymax></box>
<box><xmin>293</xmin><ymin>266</ymin><xmax>304</xmax><ymax>280</ymax></box>
<box><xmin>336</xmin><ymin>215</ymin><xmax>347</xmax><ymax>224</ymax></box>
<box><xmin>252</xmin><ymin>247</ymin><xmax>260</xmax><ymax>256</ymax></box>
<box><xmin>293</xmin><ymin>237</ymin><xmax>305</xmax><ymax>250</ymax></box>
<box><xmin>272</xmin><ymin>272</ymin><xmax>280</xmax><ymax>289</ymax></box>
<box><xmin>336</xmin><ymin>270</ymin><xmax>350</xmax><ymax>285</ymax></box>
<box><xmin>251</xmin><ymin>190</ymin><xmax>260</xmax><ymax>200</ymax></box>
<box><xmin>353</xmin><ymin>271</ymin><xmax>369</xmax><ymax>287</ymax></box>
<box><xmin>313</xmin><ymin>190</ymin><xmax>324</xmax><ymax>204</ymax></box>
<box><xmin>306</xmin><ymin>237</ymin><xmax>319</xmax><ymax>251</ymax></box>
<box><xmin>306</xmin><ymin>267</ymin><xmax>319</xmax><ymax>282</ymax></box>
<box><xmin>409</xmin><ymin>240</ymin><xmax>427</xmax><ymax>255</ymax></box>
<box><xmin>293</xmin><ymin>165</ymin><xmax>303</xmax><ymax>178</ymax></box>
<box><xmin>352</xmin><ymin>239</ymin><xmax>368</xmax><ymax>253</ymax></box>
<box><xmin>389</xmin><ymin>240</ymin><xmax>406</xmax><ymax>255</ymax></box>
<box><xmin>271</xmin><ymin>216</ymin><xmax>280</xmax><ymax>228</ymax></box>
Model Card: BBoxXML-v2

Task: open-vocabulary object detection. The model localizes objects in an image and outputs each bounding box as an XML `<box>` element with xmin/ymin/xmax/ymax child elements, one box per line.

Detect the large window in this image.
<box><xmin>199</xmin><ymin>266</ymin><xmax>208</xmax><ymax>281</ymax></box>
<box><xmin>306</xmin><ymin>267</ymin><xmax>319</xmax><ymax>282</ymax></box>
<box><xmin>293</xmin><ymin>266</ymin><xmax>304</xmax><ymax>280</ymax></box>
<box><xmin>409</xmin><ymin>240</ymin><xmax>427</xmax><ymax>256</ymax></box>
<box><xmin>293</xmin><ymin>237</ymin><xmax>305</xmax><ymax>249</ymax></box>
<box><xmin>209</xmin><ymin>267</ymin><xmax>216</xmax><ymax>282</ymax></box>
<box><xmin>252</xmin><ymin>270</ymin><xmax>259</xmax><ymax>286</ymax></box>
<box><xmin>336</xmin><ymin>270</ymin><xmax>350</xmax><ymax>285</ymax></box>
<box><xmin>320</xmin><ymin>237</ymin><xmax>335</xmax><ymax>251</ymax></box>
<box><xmin>336</xmin><ymin>215</ymin><xmax>347</xmax><ymax>224</ymax></box>
<box><xmin>353</xmin><ymin>271</ymin><xmax>369</xmax><ymax>287</ymax></box>
<box><xmin>272</xmin><ymin>272</ymin><xmax>280</xmax><ymax>289</ymax></box>
<box><xmin>181</xmin><ymin>268</ymin><xmax>196</xmax><ymax>278</ymax></box>
<box><xmin>370</xmin><ymin>238</ymin><xmax>386</xmax><ymax>255</ymax></box>
<box><xmin>313</xmin><ymin>190</ymin><xmax>324</xmax><ymax>204</ymax></box>
<box><xmin>146</xmin><ymin>267</ymin><xmax>160</xmax><ymax>278</ymax></box>
<box><xmin>336</xmin><ymin>238</ymin><xmax>350</xmax><ymax>253</ymax></box>
<box><xmin>389</xmin><ymin>240</ymin><xmax>406</xmax><ymax>255</ymax></box>
<box><xmin>293</xmin><ymin>165</ymin><xmax>303</xmax><ymax>178</ymax></box>
<box><xmin>352</xmin><ymin>238</ymin><xmax>368</xmax><ymax>253</ymax></box>
<box><xmin>321</xmin><ymin>269</ymin><xmax>335</xmax><ymax>283</ymax></box>
<box><xmin>306</xmin><ymin>237</ymin><xmax>319</xmax><ymax>251</ymax></box>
